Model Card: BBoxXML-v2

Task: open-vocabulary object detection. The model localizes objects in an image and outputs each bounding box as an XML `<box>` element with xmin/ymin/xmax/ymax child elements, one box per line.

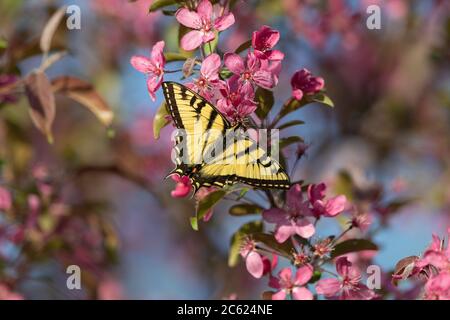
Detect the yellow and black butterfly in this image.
<box><xmin>162</xmin><ymin>81</ymin><xmax>290</xmax><ymax>193</ymax></box>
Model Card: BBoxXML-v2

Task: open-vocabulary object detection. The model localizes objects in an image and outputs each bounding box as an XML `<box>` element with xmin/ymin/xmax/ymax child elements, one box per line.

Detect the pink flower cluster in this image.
<box><xmin>316</xmin><ymin>257</ymin><xmax>377</xmax><ymax>300</ymax></box>
<box><xmin>240</xmin><ymin>235</ymin><xmax>377</xmax><ymax>300</ymax></box>
<box><xmin>396</xmin><ymin>230</ymin><xmax>450</xmax><ymax>300</ymax></box>
<box><xmin>130</xmin><ymin>0</ymin><xmax>324</xmax><ymax>127</ymax></box>
<box><xmin>263</xmin><ymin>183</ymin><xmax>347</xmax><ymax>243</ymax></box>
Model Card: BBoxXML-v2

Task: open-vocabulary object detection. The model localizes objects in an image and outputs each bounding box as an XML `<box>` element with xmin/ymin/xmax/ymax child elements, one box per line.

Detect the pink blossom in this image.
<box><xmin>176</xmin><ymin>0</ymin><xmax>235</xmax><ymax>51</ymax></box>
<box><xmin>263</xmin><ymin>184</ymin><xmax>315</xmax><ymax>243</ymax></box>
<box><xmin>316</xmin><ymin>257</ymin><xmax>377</xmax><ymax>300</ymax></box>
<box><xmin>252</xmin><ymin>25</ymin><xmax>284</xmax><ymax>61</ymax></box>
<box><xmin>130</xmin><ymin>41</ymin><xmax>165</xmax><ymax>101</ymax></box>
<box><xmin>224</xmin><ymin>52</ymin><xmax>275</xmax><ymax>91</ymax></box>
<box><xmin>290</xmin><ymin>68</ymin><xmax>325</xmax><ymax>101</ymax></box>
<box><xmin>170</xmin><ymin>175</ymin><xmax>192</xmax><ymax>198</ymax></box>
<box><xmin>307</xmin><ymin>183</ymin><xmax>347</xmax><ymax>218</ymax></box>
<box><xmin>188</xmin><ymin>53</ymin><xmax>221</xmax><ymax>101</ymax></box>
<box><xmin>424</xmin><ymin>271</ymin><xmax>450</xmax><ymax>300</ymax></box>
<box><xmin>416</xmin><ymin>230</ymin><xmax>450</xmax><ymax>272</ymax></box>
<box><xmin>240</xmin><ymin>238</ymin><xmax>265</xmax><ymax>278</ymax></box>
<box><xmin>351</xmin><ymin>212</ymin><xmax>373</xmax><ymax>231</ymax></box>
<box><xmin>0</xmin><ymin>186</ymin><xmax>12</xmax><ymax>211</ymax></box>
<box><xmin>270</xmin><ymin>265</ymin><xmax>314</xmax><ymax>300</ymax></box>
<box><xmin>216</xmin><ymin>77</ymin><xmax>256</xmax><ymax>123</ymax></box>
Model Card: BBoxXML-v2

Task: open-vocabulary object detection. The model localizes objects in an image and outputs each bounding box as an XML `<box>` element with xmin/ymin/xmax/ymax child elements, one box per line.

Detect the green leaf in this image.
<box><xmin>235</xmin><ymin>39</ymin><xmax>252</xmax><ymax>53</ymax></box>
<box><xmin>149</xmin><ymin>0</ymin><xmax>178</xmax><ymax>12</ymax></box>
<box><xmin>191</xmin><ymin>189</ymin><xmax>227</xmax><ymax>230</ymax></box>
<box><xmin>228</xmin><ymin>221</ymin><xmax>263</xmax><ymax>267</ymax></box>
<box><xmin>252</xmin><ymin>233</ymin><xmax>296</xmax><ymax>257</ymax></box>
<box><xmin>255</xmin><ymin>87</ymin><xmax>274</xmax><ymax>120</ymax></box>
<box><xmin>236</xmin><ymin>188</ymin><xmax>249</xmax><ymax>200</ymax></box>
<box><xmin>311</xmin><ymin>92</ymin><xmax>334</xmax><ymax>108</ymax></box>
<box><xmin>279</xmin><ymin>136</ymin><xmax>304</xmax><ymax>149</ymax></box>
<box><xmin>309</xmin><ymin>270</ymin><xmax>322</xmax><ymax>283</ymax></box>
<box><xmin>331</xmin><ymin>239</ymin><xmax>378</xmax><ymax>258</ymax></box>
<box><xmin>278</xmin><ymin>93</ymin><xmax>334</xmax><ymax>120</ymax></box>
<box><xmin>279</xmin><ymin>98</ymin><xmax>305</xmax><ymax>119</ymax></box>
<box><xmin>189</xmin><ymin>216</ymin><xmax>198</xmax><ymax>231</ymax></box>
<box><xmin>164</xmin><ymin>52</ymin><xmax>191</xmax><ymax>62</ymax></box>
<box><xmin>153</xmin><ymin>102</ymin><xmax>170</xmax><ymax>139</ymax></box>
<box><xmin>229</xmin><ymin>204</ymin><xmax>263</xmax><ymax>216</ymax></box>
<box><xmin>220</xmin><ymin>68</ymin><xmax>233</xmax><ymax>80</ymax></box>
<box><xmin>277</xmin><ymin>120</ymin><xmax>305</xmax><ymax>130</ymax></box>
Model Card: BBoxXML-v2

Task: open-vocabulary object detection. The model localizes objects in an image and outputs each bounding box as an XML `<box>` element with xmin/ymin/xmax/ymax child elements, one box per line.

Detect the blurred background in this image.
<box><xmin>0</xmin><ymin>0</ymin><xmax>449</xmax><ymax>299</ymax></box>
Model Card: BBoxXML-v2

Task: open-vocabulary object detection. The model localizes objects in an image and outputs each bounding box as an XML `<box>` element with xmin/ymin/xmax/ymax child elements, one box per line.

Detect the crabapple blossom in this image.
<box><xmin>216</xmin><ymin>77</ymin><xmax>256</xmax><ymax>123</ymax></box>
<box><xmin>315</xmin><ymin>257</ymin><xmax>377</xmax><ymax>300</ymax></box>
<box><xmin>130</xmin><ymin>41</ymin><xmax>165</xmax><ymax>101</ymax></box>
<box><xmin>176</xmin><ymin>0</ymin><xmax>235</xmax><ymax>51</ymax></box>
<box><xmin>224</xmin><ymin>51</ymin><xmax>275</xmax><ymax>91</ymax></box>
<box><xmin>170</xmin><ymin>175</ymin><xmax>192</xmax><ymax>198</ymax></box>
<box><xmin>307</xmin><ymin>183</ymin><xmax>347</xmax><ymax>218</ymax></box>
<box><xmin>270</xmin><ymin>265</ymin><xmax>314</xmax><ymax>300</ymax></box>
<box><xmin>187</xmin><ymin>53</ymin><xmax>221</xmax><ymax>101</ymax></box>
<box><xmin>290</xmin><ymin>68</ymin><xmax>325</xmax><ymax>101</ymax></box>
<box><xmin>263</xmin><ymin>184</ymin><xmax>315</xmax><ymax>243</ymax></box>
<box><xmin>252</xmin><ymin>25</ymin><xmax>284</xmax><ymax>61</ymax></box>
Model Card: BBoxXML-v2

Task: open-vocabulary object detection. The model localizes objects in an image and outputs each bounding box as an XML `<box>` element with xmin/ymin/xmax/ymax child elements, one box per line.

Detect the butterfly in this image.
<box><xmin>162</xmin><ymin>81</ymin><xmax>290</xmax><ymax>193</ymax></box>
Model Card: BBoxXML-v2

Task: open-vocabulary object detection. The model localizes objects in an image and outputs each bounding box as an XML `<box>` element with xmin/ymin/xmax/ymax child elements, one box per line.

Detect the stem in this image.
<box><xmin>331</xmin><ymin>225</ymin><xmax>353</xmax><ymax>246</ymax></box>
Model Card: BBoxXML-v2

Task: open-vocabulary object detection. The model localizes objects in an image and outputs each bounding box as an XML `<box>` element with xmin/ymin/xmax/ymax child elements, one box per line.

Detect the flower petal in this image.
<box><xmin>224</xmin><ymin>53</ymin><xmax>245</xmax><ymax>75</ymax></box>
<box><xmin>315</xmin><ymin>278</ymin><xmax>341</xmax><ymax>297</ymax></box>
<box><xmin>201</xmin><ymin>53</ymin><xmax>221</xmax><ymax>79</ymax></box>
<box><xmin>150</xmin><ymin>41</ymin><xmax>165</xmax><ymax>66</ymax></box>
<box><xmin>146</xmin><ymin>76</ymin><xmax>162</xmax><ymax>101</ymax></box>
<box><xmin>324</xmin><ymin>195</ymin><xmax>347</xmax><ymax>217</ymax></box>
<box><xmin>175</xmin><ymin>8</ymin><xmax>202</xmax><ymax>29</ymax></box>
<box><xmin>252</xmin><ymin>70</ymin><xmax>274</xmax><ymax>89</ymax></box>
<box><xmin>292</xmin><ymin>287</ymin><xmax>314</xmax><ymax>300</ymax></box>
<box><xmin>214</xmin><ymin>13</ymin><xmax>235</xmax><ymax>31</ymax></box>
<box><xmin>130</xmin><ymin>55</ymin><xmax>154</xmax><ymax>73</ymax></box>
<box><xmin>262</xmin><ymin>208</ymin><xmax>287</xmax><ymax>223</ymax></box>
<box><xmin>292</xmin><ymin>88</ymin><xmax>303</xmax><ymax>100</ymax></box>
<box><xmin>275</xmin><ymin>224</ymin><xmax>295</xmax><ymax>243</ymax></box>
<box><xmin>181</xmin><ymin>30</ymin><xmax>204</xmax><ymax>51</ymax></box>
<box><xmin>266</xmin><ymin>49</ymin><xmax>284</xmax><ymax>61</ymax></box>
<box><xmin>278</xmin><ymin>267</ymin><xmax>292</xmax><ymax>283</ymax></box>
<box><xmin>294</xmin><ymin>264</ymin><xmax>313</xmax><ymax>286</ymax></box>
<box><xmin>295</xmin><ymin>218</ymin><xmax>315</xmax><ymax>239</ymax></box>
<box><xmin>245</xmin><ymin>251</ymin><xmax>264</xmax><ymax>278</ymax></box>
<box><xmin>197</xmin><ymin>0</ymin><xmax>213</xmax><ymax>21</ymax></box>
<box><xmin>336</xmin><ymin>256</ymin><xmax>352</xmax><ymax>277</ymax></box>
<box><xmin>271</xmin><ymin>290</ymin><xmax>287</xmax><ymax>300</ymax></box>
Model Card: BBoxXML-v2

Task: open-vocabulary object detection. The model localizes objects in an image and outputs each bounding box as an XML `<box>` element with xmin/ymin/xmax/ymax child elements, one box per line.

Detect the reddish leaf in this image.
<box><xmin>25</xmin><ymin>71</ymin><xmax>56</xmax><ymax>143</ymax></box>
<box><xmin>51</xmin><ymin>76</ymin><xmax>114</xmax><ymax>126</ymax></box>
<box><xmin>392</xmin><ymin>256</ymin><xmax>419</xmax><ymax>286</ymax></box>
<box><xmin>40</xmin><ymin>6</ymin><xmax>67</xmax><ymax>53</ymax></box>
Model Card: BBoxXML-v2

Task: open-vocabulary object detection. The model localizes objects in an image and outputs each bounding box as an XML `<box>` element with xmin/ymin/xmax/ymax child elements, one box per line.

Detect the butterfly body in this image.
<box><xmin>162</xmin><ymin>81</ymin><xmax>290</xmax><ymax>193</ymax></box>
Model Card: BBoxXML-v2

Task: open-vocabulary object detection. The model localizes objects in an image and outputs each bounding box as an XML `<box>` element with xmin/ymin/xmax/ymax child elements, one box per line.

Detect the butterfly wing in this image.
<box><xmin>162</xmin><ymin>81</ymin><xmax>231</xmax><ymax>178</ymax></box>
<box><xmin>198</xmin><ymin>131</ymin><xmax>290</xmax><ymax>190</ymax></box>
